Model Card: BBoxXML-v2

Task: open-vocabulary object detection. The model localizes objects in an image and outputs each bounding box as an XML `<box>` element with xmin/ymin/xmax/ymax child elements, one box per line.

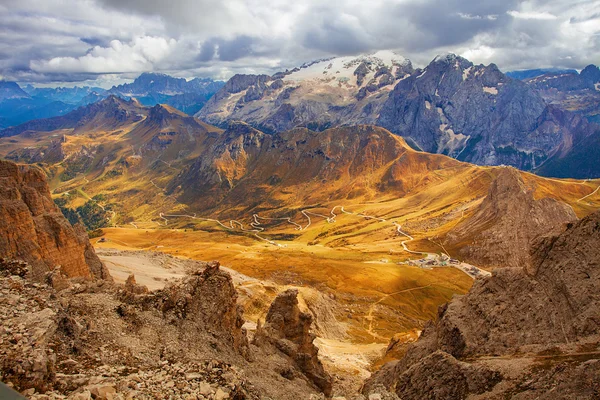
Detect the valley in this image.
<box><xmin>2</xmin><ymin>60</ymin><xmax>600</xmax><ymax>397</ymax></box>
<box><xmin>2</xmin><ymin>98</ymin><xmax>599</xmax><ymax>380</ymax></box>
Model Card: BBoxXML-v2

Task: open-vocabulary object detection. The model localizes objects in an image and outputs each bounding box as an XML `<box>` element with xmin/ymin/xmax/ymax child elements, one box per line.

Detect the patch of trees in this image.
<box><xmin>54</xmin><ymin>197</ymin><xmax>110</xmax><ymax>231</ymax></box>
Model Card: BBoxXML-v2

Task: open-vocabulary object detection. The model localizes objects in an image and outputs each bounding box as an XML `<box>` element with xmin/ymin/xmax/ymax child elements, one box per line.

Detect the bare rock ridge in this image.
<box><xmin>365</xmin><ymin>209</ymin><xmax>600</xmax><ymax>399</ymax></box>
<box><xmin>152</xmin><ymin>261</ymin><xmax>250</xmax><ymax>357</ymax></box>
<box><xmin>445</xmin><ymin>167</ymin><xmax>577</xmax><ymax>269</ymax></box>
<box><xmin>1</xmin><ymin>258</ymin><xmax>332</xmax><ymax>399</ymax></box>
<box><xmin>254</xmin><ymin>288</ymin><xmax>333</xmax><ymax>396</ymax></box>
<box><xmin>0</xmin><ymin>159</ymin><xmax>111</xmax><ymax>281</ymax></box>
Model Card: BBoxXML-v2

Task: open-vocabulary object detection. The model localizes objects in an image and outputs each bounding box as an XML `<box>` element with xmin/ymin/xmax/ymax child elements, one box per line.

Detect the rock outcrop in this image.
<box><xmin>255</xmin><ymin>289</ymin><xmax>333</xmax><ymax>396</ymax></box>
<box><xmin>445</xmin><ymin>167</ymin><xmax>577</xmax><ymax>269</ymax></box>
<box><xmin>0</xmin><ymin>260</ymin><xmax>324</xmax><ymax>399</ymax></box>
<box><xmin>365</xmin><ymin>210</ymin><xmax>600</xmax><ymax>399</ymax></box>
<box><xmin>153</xmin><ymin>261</ymin><xmax>249</xmax><ymax>357</ymax></box>
<box><xmin>0</xmin><ymin>160</ymin><xmax>111</xmax><ymax>281</ymax></box>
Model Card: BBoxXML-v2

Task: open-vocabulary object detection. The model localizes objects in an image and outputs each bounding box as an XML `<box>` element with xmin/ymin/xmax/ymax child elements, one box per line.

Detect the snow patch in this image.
<box><xmin>437</xmin><ymin>127</ymin><xmax>469</xmax><ymax>155</ymax></box>
<box><xmin>483</xmin><ymin>86</ymin><xmax>498</xmax><ymax>95</ymax></box>
<box><xmin>286</xmin><ymin>50</ymin><xmax>408</xmax><ymax>86</ymax></box>
<box><xmin>595</xmin><ymin>83</ymin><xmax>600</xmax><ymax>91</ymax></box>
<box><xmin>425</xmin><ymin>100</ymin><xmax>431</xmax><ymax>110</ymax></box>
<box><xmin>462</xmin><ymin>67</ymin><xmax>472</xmax><ymax>81</ymax></box>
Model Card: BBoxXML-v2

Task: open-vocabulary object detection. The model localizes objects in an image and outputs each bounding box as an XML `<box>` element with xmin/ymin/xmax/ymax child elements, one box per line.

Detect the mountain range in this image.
<box><xmin>2</xmin><ymin>52</ymin><xmax>600</xmax><ymax>178</ymax></box>
<box><xmin>0</xmin><ymin>96</ymin><xmax>597</xmax><ymax>265</ymax></box>
<box><xmin>200</xmin><ymin>53</ymin><xmax>600</xmax><ymax>178</ymax></box>
<box><xmin>0</xmin><ymin>73</ymin><xmax>224</xmax><ymax>130</ymax></box>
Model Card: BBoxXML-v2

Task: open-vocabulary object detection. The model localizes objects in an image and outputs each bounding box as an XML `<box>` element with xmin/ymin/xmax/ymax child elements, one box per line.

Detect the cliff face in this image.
<box><xmin>254</xmin><ymin>289</ymin><xmax>333</xmax><ymax>396</ymax></box>
<box><xmin>0</xmin><ymin>159</ymin><xmax>110</xmax><ymax>280</ymax></box>
<box><xmin>445</xmin><ymin>167</ymin><xmax>577</xmax><ymax>269</ymax></box>
<box><xmin>365</xmin><ymin>210</ymin><xmax>600</xmax><ymax>399</ymax></box>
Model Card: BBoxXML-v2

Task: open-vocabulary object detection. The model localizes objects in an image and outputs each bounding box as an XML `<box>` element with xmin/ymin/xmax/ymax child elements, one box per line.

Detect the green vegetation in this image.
<box><xmin>54</xmin><ymin>197</ymin><xmax>110</xmax><ymax>231</ymax></box>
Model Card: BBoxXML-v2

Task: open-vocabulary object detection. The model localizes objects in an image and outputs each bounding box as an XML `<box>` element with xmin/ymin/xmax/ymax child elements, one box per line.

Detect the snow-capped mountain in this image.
<box><xmin>197</xmin><ymin>51</ymin><xmax>600</xmax><ymax>176</ymax></box>
<box><xmin>197</xmin><ymin>51</ymin><xmax>414</xmax><ymax>133</ymax></box>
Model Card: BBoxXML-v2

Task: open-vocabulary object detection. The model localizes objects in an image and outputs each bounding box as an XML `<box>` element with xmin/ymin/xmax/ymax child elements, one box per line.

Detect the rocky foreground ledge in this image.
<box><xmin>0</xmin><ymin>258</ymin><xmax>350</xmax><ymax>399</ymax></box>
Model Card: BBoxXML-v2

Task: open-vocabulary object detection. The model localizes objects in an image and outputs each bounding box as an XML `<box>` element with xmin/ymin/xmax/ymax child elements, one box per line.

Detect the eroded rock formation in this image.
<box><xmin>255</xmin><ymin>288</ymin><xmax>333</xmax><ymax>396</ymax></box>
<box><xmin>0</xmin><ymin>160</ymin><xmax>111</xmax><ymax>281</ymax></box>
<box><xmin>0</xmin><ymin>260</ymin><xmax>324</xmax><ymax>399</ymax></box>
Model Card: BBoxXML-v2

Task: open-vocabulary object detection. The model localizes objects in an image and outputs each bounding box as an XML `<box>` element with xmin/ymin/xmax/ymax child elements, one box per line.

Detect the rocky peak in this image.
<box><xmin>154</xmin><ymin>261</ymin><xmax>249</xmax><ymax>356</ymax></box>
<box><xmin>0</xmin><ymin>159</ymin><xmax>111</xmax><ymax>281</ymax></box>
<box><xmin>255</xmin><ymin>289</ymin><xmax>333</xmax><ymax>396</ymax></box>
<box><xmin>221</xmin><ymin>74</ymin><xmax>271</xmax><ymax>96</ymax></box>
<box><xmin>146</xmin><ymin>103</ymin><xmax>188</xmax><ymax>125</ymax></box>
<box><xmin>446</xmin><ymin>167</ymin><xmax>577</xmax><ymax>269</ymax></box>
<box><xmin>580</xmin><ymin>64</ymin><xmax>600</xmax><ymax>83</ymax></box>
<box><xmin>0</xmin><ymin>81</ymin><xmax>30</xmax><ymax>101</ymax></box>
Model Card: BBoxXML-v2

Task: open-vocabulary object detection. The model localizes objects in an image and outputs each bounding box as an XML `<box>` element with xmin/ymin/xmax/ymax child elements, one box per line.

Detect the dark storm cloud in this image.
<box><xmin>198</xmin><ymin>36</ymin><xmax>263</xmax><ymax>62</ymax></box>
<box><xmin>80</xmin><ymin>37</ymin><xmax>110</xmax><ymax>47</ymax></box>
<box><xmin>298</xmin><ymin>6</ymin><xmax>373</xmax><ymax>55</ymax></box>
<box><xmin>396</xmin><ymin>0</ymin><xmax>516</xmax><ymax>51</ymax></box>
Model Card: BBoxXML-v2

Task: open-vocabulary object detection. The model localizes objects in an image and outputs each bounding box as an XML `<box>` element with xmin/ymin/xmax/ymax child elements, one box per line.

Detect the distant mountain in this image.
<box><xmin>505</xmin><ymin>68</ymin><xmax>578</xmax><ymax>80</ymax></box>
<box><xmin>520</xmin><ymin>64</ymin><xmax>600</xmax><ymax>126</ymax></box>
<box><xmin>108</xmin><ymin>72</ymin><xmax>225</xmax><ymax>115</ymax></box>
<box><xmin>0</xmin><ymin>95</ymin><xmax>144</xmax><ymax>137</ymax></box>
<box><xmin>0</xmin><ymin>82</ymin><xmax>106</xmax><ymax>129</ymax></box>
<box><xmin>197</xmin><ymin>50</ymin><xmax>414</xmax><ymax>132</ymax></box>
<box><xmin>0</xmin><ymin>73</ymin><xmax>223</xmax><ymax>130</ymax></box>
<box><xmin>0</xmin><ymin>81</ymin><xmax>30</xmax><ymax>101</ymax></box>
<box><xmin>23</xmin><ymin>84</ymin><xmax>106</xmax><ymax>104</ymax></box>
<box><xmin>201</xmin><ymin>52</ymin><xmax>600</xmax><ymax>174</ymax></box>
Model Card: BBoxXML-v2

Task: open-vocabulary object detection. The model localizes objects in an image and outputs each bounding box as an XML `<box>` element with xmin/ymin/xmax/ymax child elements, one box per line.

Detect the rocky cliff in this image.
<box><xmin>254</xmin><ymin>289</ymin><xmax>333</xmax><ymax>396</ymax></box>
<box><xmin>445</xmin><ymin>167</ymin><xmax>577</xmax><ymax>269</ymax></box>
<box><xmin>365</xmin><ymin>209</ymin><xmax>600</xmax><ymax>399</ymax></box>
<box><xmin>0</xmin><ymin>159</ymin><xmax>111</xmax><ymax>280</ymax></box>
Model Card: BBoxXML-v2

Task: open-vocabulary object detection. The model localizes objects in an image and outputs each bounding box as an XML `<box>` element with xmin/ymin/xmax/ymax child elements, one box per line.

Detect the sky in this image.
<box><xmin>1</xmin><ymin>0</ymin><xmax>599</xmax><ymax>88</ymax></box>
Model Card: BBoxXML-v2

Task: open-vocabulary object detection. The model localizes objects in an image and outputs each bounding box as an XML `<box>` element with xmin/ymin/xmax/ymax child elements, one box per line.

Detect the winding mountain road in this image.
<box><xmin>577</xmin><ymin>184</ymin><xmax>600</xmax><ymax>203</ymax></box>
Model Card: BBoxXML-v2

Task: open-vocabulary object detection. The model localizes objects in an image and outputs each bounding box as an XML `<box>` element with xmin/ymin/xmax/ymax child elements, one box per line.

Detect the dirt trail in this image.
<box><xmin>577</xmin><ymin>184</ymin><xmax>600</xmax><ymax>203</ymax></box>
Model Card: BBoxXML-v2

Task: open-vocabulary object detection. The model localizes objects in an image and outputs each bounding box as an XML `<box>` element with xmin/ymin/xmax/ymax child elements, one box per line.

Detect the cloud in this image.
<box><xmin>30</xmin><ymin>36</ymin><xmax>177</xmax><ymax>74</ymax></box>
<box><xmin>507</xmin><ymin>10</ymin><xmax>558</xmax><ymax>20</ymax></box>
<box><xmin>0</xmin><ymin>0</ymin><xmax>598</xmax><ymax>86</ymax></box>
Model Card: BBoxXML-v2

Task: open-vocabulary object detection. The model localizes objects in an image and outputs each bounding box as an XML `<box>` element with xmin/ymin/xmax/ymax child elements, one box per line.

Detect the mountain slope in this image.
<box><xmin>168</xmin><ymin>123</ymin><xmax>464</xmax><ymax>214</ymax></box>
<box><xmin>0</xmin><ymin>95</ymin><xmax>145</xmax><ymax>138</ymax></box>
<box><xmin>377</xmin><ymin>55</ymin><xmax>600</xmax><ymax>169</ymax></box>
<box><xmin>445</xmin><ymin>167</ymin><xmax>576</xmax><ymax>269</ymax></box>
